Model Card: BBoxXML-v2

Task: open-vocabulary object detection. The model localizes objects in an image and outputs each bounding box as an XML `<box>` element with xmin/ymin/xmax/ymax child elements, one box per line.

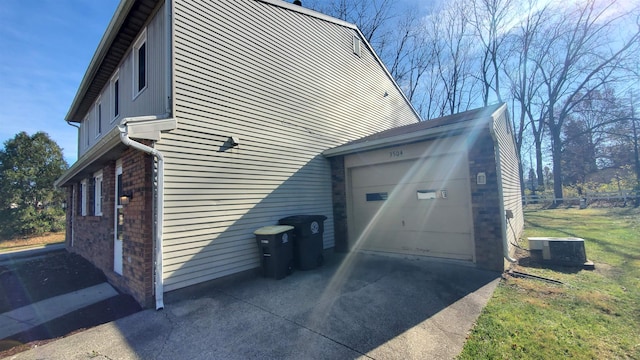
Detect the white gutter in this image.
<box><xmin>323</xmin><ymin>117</ymin><xmax>486</xmax><ymax>157</ymax></box>
<box><xmin>118</xmin><ymin>114</ymin><xmax>176</xmax><ymax>310</ymax></box>
<box><xmin>489</xmin><ymin>106</ymin><xmax>517</xmax><ymax>264</ymax></box>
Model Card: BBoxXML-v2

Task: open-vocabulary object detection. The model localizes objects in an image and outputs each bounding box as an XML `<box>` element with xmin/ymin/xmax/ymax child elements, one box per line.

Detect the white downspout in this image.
<box><xmin>490</xmin><ymin>119</ymin><xmax>518</xmax><ymax>264</ymax></box>
<box><xmin>165</xmin><ymin>0</ymin><xmax>173</xmax><ymax>115</ymax></box>
<box><xmin>118</xmin><ymin>115</ymin><xmax>170</xmax><ymax>310</ymax></box>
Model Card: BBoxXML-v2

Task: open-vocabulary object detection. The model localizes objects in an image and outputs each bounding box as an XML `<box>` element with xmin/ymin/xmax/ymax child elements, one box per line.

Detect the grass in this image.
<box><xmin>0</xmin><ymin>232</ymin><xmax>65</xmax><ymax>253</ymax></box>
<box><xmin>459</xmin><ymin>207</ymin><xmax>640</xmax><ymax>359</ymax></box>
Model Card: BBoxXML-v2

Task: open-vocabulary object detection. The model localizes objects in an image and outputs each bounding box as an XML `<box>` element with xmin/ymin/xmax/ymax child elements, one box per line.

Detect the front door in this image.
<box><xmin>114</xmin><ymin>161</ymin><xmax>123</xmax><ymax>275</ymax></box>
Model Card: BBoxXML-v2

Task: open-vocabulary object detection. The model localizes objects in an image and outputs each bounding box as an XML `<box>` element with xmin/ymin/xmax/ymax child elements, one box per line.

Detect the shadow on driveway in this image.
<box><xmin>0</xmin><ymin>251</ymin><xmax>141</xmax><ymax>356</ymax></box>
<box><xmin>9</xmin><ymin>252</ymin><xmax>500</xmax><ymax>359</ymax></box>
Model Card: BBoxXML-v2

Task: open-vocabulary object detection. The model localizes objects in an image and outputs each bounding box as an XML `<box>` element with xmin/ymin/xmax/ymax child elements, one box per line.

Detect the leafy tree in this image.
<box><xmin>0</xmin><ymin>132</ymin><xmax>68</xmax><ymax>237</ymax></box>
<box><xmin>562</xmin><ymin>118</ymin><xmax>598</xmax><ymax>184</ymax></box>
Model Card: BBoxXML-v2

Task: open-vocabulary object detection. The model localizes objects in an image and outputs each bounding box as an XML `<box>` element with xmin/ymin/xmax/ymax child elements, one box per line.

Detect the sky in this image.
<box><xmin>0</xmin><ymin>0</ymin><xmax>120</xmax><ymax>165</ymax></box>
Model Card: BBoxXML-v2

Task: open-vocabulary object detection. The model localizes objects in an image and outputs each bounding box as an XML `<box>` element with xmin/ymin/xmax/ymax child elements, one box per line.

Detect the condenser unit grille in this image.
<box><xmin>528</xmin><ymin>237</ymin><xmax>587</xmax><ymax>266</ymax></box>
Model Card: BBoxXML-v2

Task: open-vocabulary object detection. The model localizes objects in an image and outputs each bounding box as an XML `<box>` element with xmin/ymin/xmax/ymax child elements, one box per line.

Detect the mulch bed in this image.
<box><xmin>0</xmin><ymin>251</ymin><xmax>141</xmax><ymax>356</ymax></box>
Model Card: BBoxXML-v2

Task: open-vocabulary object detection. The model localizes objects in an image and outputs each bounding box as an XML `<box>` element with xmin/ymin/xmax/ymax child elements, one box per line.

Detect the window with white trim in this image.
<box><xmin>80</xmin><ymin>179</ymin><xmax>88</xmax><ymax>216</ymax></box>
<box><xmin>133</xmin><ymin>29</ymin><xmax>147</xmax><ymax>97</ymax></box>
<box><xmin>95</xmin><ymin>100</ymin><xmax>102</xmax><ymax>138</ymax></box>
<box><xmin>94</xmin><ymin>171</ymin><xmax>103</xmax><ymax>216</ymax></box>
<box><xmin>111</xmin><ymin>72</ymin><xmax>120</xmax><ymax>121</ymax></box>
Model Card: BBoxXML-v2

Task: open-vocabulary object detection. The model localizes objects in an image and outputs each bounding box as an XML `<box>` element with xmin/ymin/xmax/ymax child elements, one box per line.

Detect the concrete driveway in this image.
<box><xmin>6</xmin><ymin>252</ymin><xmax>500</xmax><ymax>360</ymax></box>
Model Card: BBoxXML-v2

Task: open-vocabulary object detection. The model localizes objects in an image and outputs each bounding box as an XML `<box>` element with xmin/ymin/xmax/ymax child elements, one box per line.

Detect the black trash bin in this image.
<box><xmin>254</xmin><ymin>225</ymin><xmax>295</xmax><ymax>279</ymax></box>
<box><xmin>278</xmin><ymin>215</ymin><xmax>327</xmax><ymax>270</ymax></box>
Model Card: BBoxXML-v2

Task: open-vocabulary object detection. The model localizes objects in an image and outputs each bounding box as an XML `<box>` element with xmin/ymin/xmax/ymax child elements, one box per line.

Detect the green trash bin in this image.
<box><xmin>278</xmin><ymin>215</ymin><xmax>327</xmax><ymax>270</ymax></box>
<box><xmin>254</xmin><ymin>225</ymin><xmax>294</xmax><ymax>279</ymax></box>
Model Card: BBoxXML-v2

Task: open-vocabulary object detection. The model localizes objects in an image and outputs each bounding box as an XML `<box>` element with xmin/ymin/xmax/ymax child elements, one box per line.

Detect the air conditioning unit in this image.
<box><xmin>528</xmin><ymin>237</ymin><xmax>594</xmax><ymax>269</ymax></box>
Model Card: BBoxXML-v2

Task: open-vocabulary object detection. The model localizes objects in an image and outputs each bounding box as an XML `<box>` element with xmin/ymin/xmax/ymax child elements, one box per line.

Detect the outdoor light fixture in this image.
<box><xmin>61</xmin><ymin>201</ymin><xmax>67</xmax><ymax>210</ymax></box>
<box><xmin>120</xmin><ymin>193</ymin><xmax>133</xmax><ymax>205</ymax></box>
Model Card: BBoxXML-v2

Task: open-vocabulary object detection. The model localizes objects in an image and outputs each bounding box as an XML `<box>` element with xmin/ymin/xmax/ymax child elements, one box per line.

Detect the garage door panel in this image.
<box><xmin>354</xmin><ymin>204</ymin><xmax>469</xmax><ymax>235</ymax></box>
<box><xmin>358</xmin><ymin>230</ymin><xmax>473</xmax><ymax>261</ymax></box>
<box><xmin>349</xmin><ymin>151</ymin><xmax>474</xmax><ymax>261</ymax></box>
<box><xmin>353</xmin><ymin>181</ymin><xmax>469</xmax><ymax>207</ymax></box>
<box><xmin>352</xmin><ymin>158</ymin><xmax>468</xmax><ymax>185</ymax></box>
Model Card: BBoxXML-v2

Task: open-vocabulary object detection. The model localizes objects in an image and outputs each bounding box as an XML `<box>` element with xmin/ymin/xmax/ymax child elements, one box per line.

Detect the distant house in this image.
<box><xmin>55</xmin><ymin>0</ymin><xmax>422</xmax><ymax>308</ymax></box>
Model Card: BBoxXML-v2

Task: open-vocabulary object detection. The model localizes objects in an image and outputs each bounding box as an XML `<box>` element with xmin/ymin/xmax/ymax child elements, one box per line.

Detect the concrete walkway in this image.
<box><xmin>0</xmin><ymin>283</ymin><xmax>118</xmax><ymax>339</ymax></box>
<box><xmin>5</xmin><ymin>252</ymin><xmax>500</xmax><ymax>360</ymax></box>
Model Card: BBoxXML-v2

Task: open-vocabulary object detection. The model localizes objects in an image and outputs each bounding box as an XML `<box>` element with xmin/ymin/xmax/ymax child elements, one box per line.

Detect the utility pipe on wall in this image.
<box><xmin>118</xmin><ymin>114</ymin><xmax>174</xmax><ymax>310</ymax></box>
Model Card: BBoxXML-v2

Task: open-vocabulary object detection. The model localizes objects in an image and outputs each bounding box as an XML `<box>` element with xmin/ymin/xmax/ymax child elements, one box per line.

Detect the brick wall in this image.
<box><xmin>67</xmin><ymin>161</ymin><xmax>116</xmax><ymax>275</ymax></box>
<box><xmin>65</xmin><ymin>146</ymin><xmax>155</xmax><ymax>307</ymax></box>
<box><xmin>468</xmin><ymin>131</ymin><xmax>506</xmax><ymax>271</ymax></box>
<box><xmin>329</xmin><ymin>156</ymin><xmax>348</xmax><ymax>252</ymax></box>
<box><xmin>120</xmin><ymin>146</ymin><xmax>154</xmax><ymax>307</ymax></box>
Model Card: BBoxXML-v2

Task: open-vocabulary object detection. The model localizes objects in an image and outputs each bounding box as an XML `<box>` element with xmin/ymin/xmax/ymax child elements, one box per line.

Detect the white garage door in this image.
<box><xmin>350</xmin><ymin>152</ymin><xmax>474</xmax><ymax>261</ymax></box>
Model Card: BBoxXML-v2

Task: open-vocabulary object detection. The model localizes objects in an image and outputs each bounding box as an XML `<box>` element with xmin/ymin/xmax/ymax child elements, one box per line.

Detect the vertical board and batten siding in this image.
<box><xmin>78</xmin><ymin>5</ymin><xmax>167</xmax><ymax>158</ymax></box>
<box><xmin>158</xmin><ymin>0</ymin><xmax>420</xmax><ymax>291</ymax></box>
<box><xmin>493</xmin><ymin>110</ymin><xmax>524</xmax><ymax>256</ymax></box>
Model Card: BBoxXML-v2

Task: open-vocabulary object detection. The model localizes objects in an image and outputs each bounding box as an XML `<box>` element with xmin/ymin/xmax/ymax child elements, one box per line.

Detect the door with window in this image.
<box><xmin>114</xmin><ymin>161</ymin><xmax>124</xmax><ymax>275</ymax></box>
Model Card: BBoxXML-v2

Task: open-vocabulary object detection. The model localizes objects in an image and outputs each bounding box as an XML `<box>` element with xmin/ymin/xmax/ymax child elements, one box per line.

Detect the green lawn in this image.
<box><xmin>459</xmin><ymin>207</ymin><xmax>640</xmax><ymax>359</ymax></box>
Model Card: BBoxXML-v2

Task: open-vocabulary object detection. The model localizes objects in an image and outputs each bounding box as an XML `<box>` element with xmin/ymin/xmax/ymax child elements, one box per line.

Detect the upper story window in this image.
<box><xmin>95</xmin><ymin>101</ymin><xmax>102</xmax><ymax>138</ymax></box>
<box><xmin>94</xmin><ymin>171</ymin><xmax>103</xmax><ymax>216</ymax></box>
<box><xmin>133</xmin><ymin>29</ymin><xmax>147</xmax><ymax>98</ymax></box>
<box><xmin>83</xmin><ymin>116</ymin><xmax>89</xmax><ymax>148</ymax></box>
<box><xmin>111</xmin><ymin>72</ymin><xmax>120</xmax><ymax>121</ymax></box>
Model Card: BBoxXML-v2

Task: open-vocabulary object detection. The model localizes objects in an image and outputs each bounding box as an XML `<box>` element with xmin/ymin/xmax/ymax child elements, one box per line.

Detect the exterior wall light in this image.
<box><xmin>120</xmin><ymin>193</ymin><xmax>133</xmax><ymax>205</ymax></box>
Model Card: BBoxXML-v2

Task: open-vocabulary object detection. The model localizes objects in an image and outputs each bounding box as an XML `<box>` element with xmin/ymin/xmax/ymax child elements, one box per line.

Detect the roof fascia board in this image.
<box><xmin>256</xmin><ymin>0</ymin><xmax>357</xmax><ymax>29</ymax></box>
<box><xmin>323</xmin><ymin>117</ymin><xmax>490</xmax><ymax>157</ymax></box>
<box><xmin>65</xmin><ymin>0</ymin><xmax>137</xmax><ymax>122</ymax></box>
<box><xmin>55</xmin><ymin>127</ymin><xmax>122</xmax><ymax>187</ymax></box>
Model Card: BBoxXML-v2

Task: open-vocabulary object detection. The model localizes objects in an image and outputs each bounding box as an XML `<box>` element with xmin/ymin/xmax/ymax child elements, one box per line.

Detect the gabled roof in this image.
<box><xmin>66</xmin><ymin>0</ymin><xmax>416</xmax><ymax>123</ymax></box>
<box><xmin>323</xmin><ymin>103</ymin><xmax>506</xmax><ymax>157</ymax></box>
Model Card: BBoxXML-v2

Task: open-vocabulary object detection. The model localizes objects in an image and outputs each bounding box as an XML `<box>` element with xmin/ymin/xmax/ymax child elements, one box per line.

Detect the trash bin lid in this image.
<box><xmin>254</xmin><ymin>225</ymin><xmax>294</xmax><ymax>235</ymax></box>
<box><xmin>278</xmin><ymin>215</ymin><xmax>327</xmax><ymax>224</ymax></box>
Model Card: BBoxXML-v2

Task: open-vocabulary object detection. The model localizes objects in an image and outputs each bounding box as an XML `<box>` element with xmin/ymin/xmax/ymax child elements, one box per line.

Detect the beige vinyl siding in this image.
<box><xmin>494</xmin><ymin>110</ymin><xmax>524</xmax><ymax>256</ymax></box>
<box><xmin>78</xmin><ymin>4</ymin><xmax>167</xmax><ymax>158</ymax></box>
<box><xmin>159</xmin><ymin>0</ymin><xmax>419</xmax><ymax>291</ymax></box>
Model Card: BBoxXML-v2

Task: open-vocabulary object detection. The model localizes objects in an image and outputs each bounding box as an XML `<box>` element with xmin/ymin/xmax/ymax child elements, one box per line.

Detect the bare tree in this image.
<box><xmin>532</xmin><ymin>0</ymin><xmax>640</xmax><ymax>202</ymax></box>
<box><xmin>380</xmin><ymin>10</ymin><xmax>432</xmax><ymax>103</ymax></box>
<box><xmin>470</xmin><ymin>0</ymin><xmax>514</xmax><ymax>105</ymax></box>
<box><xmin>503</xmin><ymin>0</ymin><xmax>550</xmax><ymax>190</ymax></box>
<box><xmin>429</xmin><ymin>0</ymin><xmax>480</xmax><ymax>117</ymax></box>
<box><xmin>313</xmin><ymin>0</ymin><xmax>396</xmax><ymax>53</ymax></box>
